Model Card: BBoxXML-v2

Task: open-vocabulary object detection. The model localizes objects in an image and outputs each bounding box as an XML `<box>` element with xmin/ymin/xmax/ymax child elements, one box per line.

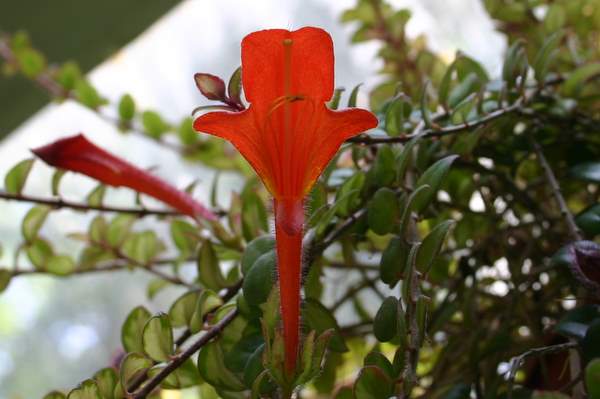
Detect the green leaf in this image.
<box><xmin>22</xmin><ymin>205</ymin><xmax>51</xmax><ymax>242</ymax></box>
<box><xmin>169</xmin><ymin>291</ymin><xmax>200</xmax><ymax>328</ymax></box>
<box><xmin>170</xmin><ymin>219</ymin><xmax>199</xmax><ymax>257</ymax></box>
<box><xmin>395</xmin><ymin>135</ymin><xmax>420</xmax><ymax>184</ymax></box>
<box><xmin>380</xmin><ymin>236</ymin><xmax>409</xmax><ymax>287</ymax></box>
<box><xmin>335</xmin><ymin>171</ymin><xmax>365</xmax><ymax>217</ymax></box>
<box><xmin>304</xmin><ymin>298</ymin><xmax>347</xmax><ymax>352</ymax></box>
<box><xmin>121</xmin><ymin>306</ymin><xmax>151</xmax><ymax>353</ymax></box>
<box><xmin>118</xmin><ymin>94</ymin><xmax>136</xmax><ymax>121</ymax></box>
<box><xmin>399</xmin><ymin>185</ymin><xmax>430</xmax><ymax>237</ymax></box>
<box><xmin>570</xmin><ymin>162</ymin><xmax>600</xmax><ymax>183</ymax></box>
<box><xmin>74</xmin><ymin>80</ymin><xmax>106</xmax><ymax>109</ymax></box>
<box><xmin>240</xmin><ymin>184</ymin><xmax>268</xmax><ymax>241</ymax></box>
<box><xmin>533</xmin><ymin>31</ymin><xmax>564</xmax><ymax>83</ymax></box>
<box><xmin>367</xmin><ymin>188</ymin><xmax>399</xmax><ymax>235</ymax></box>
<box><xmin>364</xmin><ymin>352</ymin><xmax>395</xmax><ymax>379</ymax></box>
<box><xmin>327</xmin><ymin>87</ymin><xmax>345</xmax><ymax>110</ymax></box>
<box><xmin>4</xmin><ymin>158</ymin><xmax>34</xmax><ymax>195</ymax></box>
<box><xmin>416</xmin><ymin>220</ymin><xmax>455</xmax><ymax>274</ymax></box>
<box><xmin>107</xmin><ymin>215</ymin><xmax>136</xmax><ymax>247</ymax></box>
<box><xmin>241</xmin><ymin>235</ymin><xmax>275</xmax><ymax>275</ymax></box>
<box><xmin>51</xmin><ymin>169</ymin><xmax>67</xmax><ymax>196</ymax></box>
<box><xmin>582</xmin><ymin>320</ymin><xmax>600</xmax><ymax>362</ymax></box>
<box><xmin>47</xmin><ymin>255</ymin><xmax>76</xmax><ymax>276</ymax></box>
<box><xmin>141</xmin><ymin>110</ymin><xmax>170</xmax><ymax>139</ymax></box>
<box><xmin>26</xmin><ymin>238</ymin><xmax>53</xmax><ymax>270</ymax></box>
<box><xmin>384</xmin><ymin>94</ymin><xmax>411</xmax><ymax>136</ymax></box>
<box><xmin>0</xmin><ymin>269</ymin><xmax>11</xmax><ymax>294</ymax></box>
<box><xmin>576</xmin><ymin>204</ymin><xmax>600</xmax><ymax>236</ymax></box>
<box><xmin>119</xmin><ymin>352</ymin><xmax>152</xmax><ymax>390</ymax></box>
<box><xmin>197</xmin><ymin>240</ymin><xmax>228</xmax><ymax>290</ymax></box>
<box><xmin>544</xmin><ymin>4</ymin><xmax>565</xmax><ymax>33</ymax></box>
<box><xmin>197</xmin><ymin>341</ymin><xmax>245</xmax><ymax>391</ymax></box>
<box><xmin>373</xmin><ymin>296</ymin><xmax>399</xmax><ymax>342</ymax></box>
<box><xmin>353</xmin><ymin>366</ymin><xmax>394</xmax><ymax>399</ymax></box>
<box><xmin>586</xmin><ymin>358</ymin><xmax>600</xmax><ymax>399</ymax></box>
<box><xmin>227</xmin><ymin>67</ymin><xmax>243</xmax><ymax>105</ymax></box>
<box><xmin>370</xmin><ymin>145</ymin><xmax>396</xmax><ymax>187</ymax></box>
<box><xmin>86</xmin><ymin>184</ymin><xmax>106</xmax><ymax>207</ymax></box>
<box><xmin>412</xmin><ymin>155</ymin><xmax>459</xmax><ymax>213</ymax></box>
<box><xmin>502</xmin><ymin>39</ymin><xmax>527</xmax><ymax>89</ymax></box>
<box><xmin>94</xmin><ymin>367</ymin><xmax>117</xmax><ymax>399</ymax></box>
<box><xmin>56</xmin><ymin>62</ymin><xmax>81</xmax><ymax>91</ymax></box>
<box><xmin>177</xmin><ymin>117</ymin><xmax>198</xmax><ymax>145</ymax></box>
<box><xmin>242</xmin><ymin>250</ymin><xmax>275</xmax><ymax>306</ymax></box>
<box><xmin>190</xmin><ymin>289</ymin><xmax>223</xmax><ymax>333</ymax></box>
<box><xmin>448</xmin><ymin>73</ymin><xmax>480</xmax><ymax>109</ymax></box>
<box><xmin>441</xmin><ymin>384</ymin><xmax>471</xmax><ymax>399</ymax></box>
<box><xmin>67</xmin><ymin>379</ymin><xmax>101</xmax><ymax>399</ymax></box>
<box><xmin>121</xmin><ymin>231</ymin><xmax>162</xmax><ymax>265</ymax></box>
<box><xmin>43</xmin><ymin>391</ymin><xmax>67</xmax><ymax>399</ymax></box>
<box><xmin>563</xmin><ymin>63</ymin><xmax>600</xmax><ymax>98</ymax></box>
<box><xmin>531</xmin><ymin>392</ymin><xmax>570</xmax><ymax>399</ymax></box>
<box><xmin>142</xmin><ymin>313</ymin><xmax>174</xmax><ymax>362</ymax></box>
<box><xmin>147</xmin><ymin>278</ymin><xmax>170</xmax><ymax>300</ymax></box>
<box><xmin>17</xmin><ymin>48</ymin><xmax>46</xmax><ymax>78</ymax></box>
<box><xmin>347</xmin><ymin>84</ymin><xmax>362</xmax><ymax>107</ymax></box>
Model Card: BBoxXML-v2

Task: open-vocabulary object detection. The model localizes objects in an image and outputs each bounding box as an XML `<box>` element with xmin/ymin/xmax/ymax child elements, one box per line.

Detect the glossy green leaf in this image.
<box><xmin>197</xmin><ymin>341</ymin><xmax>245</xmax><ymax>391</ymax></box>
<box><xmin>51</xmin><ymin>169</ymin><xmax>66</xmax><ymax>196</ymax></box>
<box><xmin>416</xmin><ymin>220</ymin><xmax>455</xmax><ymax>274</ymax></box>
<box><xmin>347</xmin><ymin>84</ymin><xmax>362</xmax><ymax>107</ymax></box>
<box><xmin>395</xmin><ymin>135</ymin><xmax>420</xmax><ymax>184</ymax></box>
<box><xmin>353</xmin><ymin>366</ymin><xmax>394</xmax><ymax>399</ymax></box>
<box><xmin>197</xmin><ymin>240</ymin><xmax>228</xmax><ymax>290</ymax></box>
<box><xmin>26</xmin><ymin>238</ymin><xmax>53</xmax><ymax>270</ymax></box>
<box><xmin>533</xmin><ymin>31</ymin><xmax>563</xmax><ymax>83</ymax></box>
<box><xmin>380</xmin><ymin>236</ymin><xmax>410</xmax><ymax>287</ymax></box>
<box><xmin>242</xmin><ymin>250</ymin><xmax>275</xmax><ymax>306</ymax></box>
<box><xmin>412</xmin><ymin>155</ymin><xmax>459</xmax><ymax>212</ymax></box>
<box><xmin>241</xmin><ymin>235</ymin><xmax>275</xmax><ymax>275</ymax></box>
<box><xmin>227</xmin><ymin>66</ymin><xmax>243</xmax><ymax>105</ymax></box>
<box><xmin>190</xmin><ymin>289</ymin><xmax>223</xmax><ymax>333</ymax></box>
<box><xmin>121</xmin><ymin>306</ymin><xmax>151</xmax><ymax>353</ymax></box>
<box><xmin>4</xmin><ymin>158</ymin><xmax>34</xmax><ymax>195</ymax></box>
<box><xmin>74</xmin><ymin>80</ymin><xmax>106</xmax><ymax>109</ymax></box>
<box><xmin>576</xmin><ymin>204</ymin><xmax>600</xmax><ymax>236</ymax></box>
<box><xmin>367</xmin><ymin>187</ymin><xmax>399</xmax><ymax>235</ymax></box>
<box><xmin>107</xmin><ymin>215</ymin><xmax>136</xmax><ymax>247</ymax></box>
<box><xmin>86</xmin><ymin>184</ymin><xmax>106</xmax><ymax>207</ymax></box>
<box><xmin>570</xmin><ymin>162</ymin><xmax>600</xmax><ymax>183</ymax></box>
<box><xmin>327</xmin><ymin>87</ymin><xmax>345</xmax><ymax>110</ymax></box>
<box><xmin>142</xmin><ymin>313</ymin><xmax>174</xmax><ymax>362</ymax></box>
<box><xmin>304</xmin><ymin>298</ymin><xmax>347</xmax><ymax>352</ymax></box>
<box><xmin>43</xmin><ymin>392</ymin><xmax>67</xmax><ymax>399</ymax></box>
<box><xmin>373</xmin><ymin>296</ymin><xmax>399</xmax><ymax>342</ymax></box>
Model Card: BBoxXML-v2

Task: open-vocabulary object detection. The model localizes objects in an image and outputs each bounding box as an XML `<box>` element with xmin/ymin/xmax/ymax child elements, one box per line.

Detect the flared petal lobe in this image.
<box><xmin>32</xmin><ymin>134</ymin><xmax>216</xmax><ymax>220</ymax></box>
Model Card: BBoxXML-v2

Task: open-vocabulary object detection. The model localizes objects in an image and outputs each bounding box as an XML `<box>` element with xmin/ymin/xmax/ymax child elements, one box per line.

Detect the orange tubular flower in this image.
<box><xmin>193</xmin><ymin>27</ymin><xmax>377</xmax><ymax>371</ymax></box>
<box><xmin>32</xmin><ymin>134</ymin><xmax>216</xmax><ymax>221</ymax></box>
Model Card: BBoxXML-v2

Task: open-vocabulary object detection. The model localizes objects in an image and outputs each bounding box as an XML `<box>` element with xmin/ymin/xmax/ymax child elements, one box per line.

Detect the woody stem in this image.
<box><xmin>274</xmin><ymin>197</ymin><xmax>304</xmax><ymax>373</ymax></box>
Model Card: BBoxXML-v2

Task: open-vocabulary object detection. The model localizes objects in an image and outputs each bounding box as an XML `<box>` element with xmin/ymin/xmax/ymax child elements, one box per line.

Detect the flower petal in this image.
<box><xmin>241</xmin><ymin>27</ymin><xmax>334</xmax><ymax>117</ymax></box>
<box><xmin>303</xmin><ymin>106</ymin><xmax>378</xmax><ymax>193</ymax></box>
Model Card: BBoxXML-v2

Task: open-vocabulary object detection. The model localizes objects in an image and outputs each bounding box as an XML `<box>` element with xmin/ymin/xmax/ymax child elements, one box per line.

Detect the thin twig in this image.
<box><xmin>131</xmin><ymin>308</ymin><xmax>239</xmax><ymax>398</ymax></box>
<box><xmin>530</xmin><ymin>139</ymin><xmax>582</xmax><ymax>241</ymax></box>
<box><xmin>506</xmin><ymin>341</ymin><xmax>577</xmax><ymax>398</ymax></box>
<box><xmin>348</xmin><ymin>99</ymin><xmax>524</xmax><ymax>145</ymax></box>
<box><xmin>0</xmin><ymin>190</ymin><xmax>183</xmax><ymax>217</ymax></box>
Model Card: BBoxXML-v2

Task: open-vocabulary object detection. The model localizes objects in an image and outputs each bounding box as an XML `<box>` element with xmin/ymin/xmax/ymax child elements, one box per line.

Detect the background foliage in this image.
<box><xmin>1</xmin><ymin>0</ymin><xmax>600</xmax><ymax>398</ymax></box>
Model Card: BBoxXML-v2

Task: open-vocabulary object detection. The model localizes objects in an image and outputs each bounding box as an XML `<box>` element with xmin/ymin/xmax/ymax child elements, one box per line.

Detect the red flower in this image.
<box><xmin>193</xmin><ymin>27</ymin><xmax>377</xmax><ymax>371</ymax></box>
<box><xmin>32</xmin><ymin>134</ymin><xmax>216</xmax><ymax>221</ymax></box>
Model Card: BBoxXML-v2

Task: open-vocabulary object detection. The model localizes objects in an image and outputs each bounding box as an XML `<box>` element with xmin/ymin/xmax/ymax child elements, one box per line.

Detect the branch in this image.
<box><xmin>0</xmin><ymin>190</ymin><xmax>184</xmax><ymax>217</ymax></box>
<box><xmin>131</xmin><ymin>308</ymin><xmax>239</xmax><ymax>398</ymax></box>
<box><xmin>347</xmin><ymin>99</ymin><xmax>524</xmax><ymax>145</ymax></box>
<box><xmin>530</xmin><ymin>139</ymin><xmax>582</xmax><ymax>241</ymax></box>
<box><xmin>506</xmin><ymin>341</ymin><xmax>577</xmax><ymax>399</ymax></box>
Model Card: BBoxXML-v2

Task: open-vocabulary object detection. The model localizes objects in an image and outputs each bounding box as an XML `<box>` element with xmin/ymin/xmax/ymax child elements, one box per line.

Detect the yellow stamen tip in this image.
<box><xmin>283</xmin><ymin>38</ymin><xmax>293</xmax><ymax>46</ymax></box>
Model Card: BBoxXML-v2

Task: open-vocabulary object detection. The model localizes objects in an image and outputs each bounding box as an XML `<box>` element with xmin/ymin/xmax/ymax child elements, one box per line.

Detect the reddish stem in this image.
<box><xmin>274</xmin><ymin>197</ymin><xmax>304</xmax><ymax>373</ymax></box>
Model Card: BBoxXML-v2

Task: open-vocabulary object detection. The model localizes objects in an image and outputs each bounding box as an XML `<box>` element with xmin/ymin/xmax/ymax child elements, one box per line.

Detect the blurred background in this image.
<box><xmin>0</xmin><ymin>0</ymin><xmax>504</xmax><ymax>397</ymax></box>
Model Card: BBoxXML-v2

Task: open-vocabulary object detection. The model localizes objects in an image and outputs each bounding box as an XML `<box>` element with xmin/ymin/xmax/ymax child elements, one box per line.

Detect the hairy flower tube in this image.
<box><xmin>193</xmin><ymin>27</ymin><xmax>378</xmax><ymax>371</ymax></box>
<box><xmin>32</xmin><ymin>134</ymin><xmax>216</xmax><ymax>221</ymax></box>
